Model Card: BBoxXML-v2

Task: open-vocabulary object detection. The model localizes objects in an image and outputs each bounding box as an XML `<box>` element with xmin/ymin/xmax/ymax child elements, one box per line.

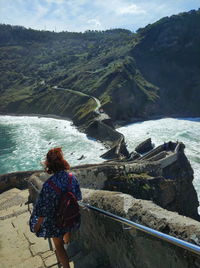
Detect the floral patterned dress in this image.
<box><xmin>30</xmin><ymin>170</ymin><xmax>82</xmax><ymax>238</ymax></box>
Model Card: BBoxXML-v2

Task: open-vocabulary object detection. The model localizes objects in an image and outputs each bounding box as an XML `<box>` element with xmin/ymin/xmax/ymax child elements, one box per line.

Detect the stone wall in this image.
<box><xmin>72</xmin><ymin>189</ymin><xmax>200</xmax><ymax>268</ymax></box>
<box><xmin>0</xmin><ymin>171</ymin><xmax>37</xmax><ymax>194</ymax></box>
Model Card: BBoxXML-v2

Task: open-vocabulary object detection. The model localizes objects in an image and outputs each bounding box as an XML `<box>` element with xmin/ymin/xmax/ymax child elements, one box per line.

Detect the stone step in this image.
<box><xmin>0</xmin><ymin>188</ymin><xmax>74</xmax><ymax>268</ymax></box>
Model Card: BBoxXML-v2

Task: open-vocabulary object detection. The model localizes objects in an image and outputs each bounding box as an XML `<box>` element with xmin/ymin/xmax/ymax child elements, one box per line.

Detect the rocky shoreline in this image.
<box><xmin>2</xmin><ymin>110</ymin><xmax>200</xmax><ymax>163</ymax></box>
<box><xmin>0</xmin><ymin>108</ymin><xmax>130</xmax><ymax>160</ymax></box>
<box><xmin>0</xmin><ymin>112</ymin><xmax>72</xmax><ymax>123</ymax></box>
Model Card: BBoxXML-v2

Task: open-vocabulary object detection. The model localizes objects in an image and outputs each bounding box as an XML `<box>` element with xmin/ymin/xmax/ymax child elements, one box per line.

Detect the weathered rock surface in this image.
<box><xmin>104</xmin><ymin>174</ymin><xmax>176</xmax><ymax>210</ymax></box>
<box><xmin>135</xmin><ymin>138</ymin><xmax>154</xmax><ymax>154</ymax></box>
<box><xmin>85</xmin><ymin>120</ymin><xmax>122</xmax><ymax>147</ymax></box>
<box><xmin>72</xmin><ymin>189</ymin><xmax>200</xmax><ymax>268</ymax></box>
<box><xmin>127</xmin><ymin>151</ymin><xmax>140</xmax><ymax>161</ymax></box>
<box><xmin>100</xmin><ymin>137</ymin><xmax>129</xmax><ymax>159</ymax></box>
<box><xmin>85</xmin><ymin>120</ymin><xmax>130</xmax><ymax>158</ymax></box>
<box><xmin>80</xmin><ymin>188</ymin><xmax>200</xmax><ymax>244</ymax></box>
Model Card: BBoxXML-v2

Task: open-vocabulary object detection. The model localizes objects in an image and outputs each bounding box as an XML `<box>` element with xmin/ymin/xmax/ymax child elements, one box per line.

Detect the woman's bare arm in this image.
<box><xmin>34</xmin><ymin>217</ymin><xmax>44</xmax><ymax>233</ymax></box>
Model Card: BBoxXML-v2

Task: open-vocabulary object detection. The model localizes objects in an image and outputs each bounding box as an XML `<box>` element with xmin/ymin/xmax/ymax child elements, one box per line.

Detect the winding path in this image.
<box><xmin>54</xmin><ymin>86</ymin><xmax>110</xmax><ymax>120</ymax></box>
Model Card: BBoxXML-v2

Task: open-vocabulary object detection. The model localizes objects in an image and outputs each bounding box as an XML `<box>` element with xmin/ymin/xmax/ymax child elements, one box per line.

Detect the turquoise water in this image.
<box><xmin>0</xmin><ymin>115</ymin><xmax>107</xmax><ymax>174</ymax></box>
<box><xmin>118</xmin><ymin>117</ymin><xmax>200</xmax><ymax>208</ymax></box>
<box><xmin>1</xmin><ymin>115</ymin><xmax>200</xmax><ymax>208</ymax></box>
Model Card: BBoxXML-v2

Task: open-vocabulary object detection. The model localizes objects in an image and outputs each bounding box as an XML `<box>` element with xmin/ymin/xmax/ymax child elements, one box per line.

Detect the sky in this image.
<box><xmin>0</xmin><ymin>0</ymin><xmax>199</xmax><ymax>32</ymax></box>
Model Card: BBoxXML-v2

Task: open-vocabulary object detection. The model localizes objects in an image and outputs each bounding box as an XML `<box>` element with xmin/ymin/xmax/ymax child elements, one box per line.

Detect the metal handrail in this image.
<box><xmin>28</xmin><ymin>181</ymin><xmax>200</xmax><ymax>256</ymax></box>
<box><xmin>79</xmin><ymin>202</ymin><xmax>200</xmax><ymax>256</ymax></box>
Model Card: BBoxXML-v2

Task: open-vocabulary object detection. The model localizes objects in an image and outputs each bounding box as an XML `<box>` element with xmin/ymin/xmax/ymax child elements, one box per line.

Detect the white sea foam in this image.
<box><xmin>0</xmin><ymin>115</ymin><xmax>107</xmax><ymax>174</ymax></box>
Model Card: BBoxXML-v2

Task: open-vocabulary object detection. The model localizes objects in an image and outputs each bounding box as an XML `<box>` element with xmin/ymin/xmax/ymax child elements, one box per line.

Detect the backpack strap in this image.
<box><xmin>47</xmin><ymin>172</ymin><xmax>73</xmax><ymax>194</ymax></box>
<box><xmin>47</xmin><ymin>180</ymin><xmax>61</xmax><ymax>195</ymax></box>
<box><xmin>68</xmin><ymin>172</ymin><xmax>73</xmax><ymax>191</ymax></box>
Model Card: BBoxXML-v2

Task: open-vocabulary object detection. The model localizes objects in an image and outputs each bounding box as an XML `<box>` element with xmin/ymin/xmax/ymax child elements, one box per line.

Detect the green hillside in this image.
<box><xmin>1</xmin><ymin>9</ymin><xmax>200</xmax><ymax>126</ymax></box>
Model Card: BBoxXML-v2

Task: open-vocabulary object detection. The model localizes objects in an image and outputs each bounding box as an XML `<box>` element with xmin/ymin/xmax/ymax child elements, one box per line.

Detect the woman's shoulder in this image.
<box><xmin>43</xmin><ymin>173</ymin><xmax>56</xmax><ymax>184</ymax></box>
<box><xmin>43</xmin><ymin>171</ymin><xmax>77</xmax><ymax>186</ymax></box>
<box><xmin>42</xmin><ymin>174</ymin><xmax>59</xmax><ymax>191</ymax></box>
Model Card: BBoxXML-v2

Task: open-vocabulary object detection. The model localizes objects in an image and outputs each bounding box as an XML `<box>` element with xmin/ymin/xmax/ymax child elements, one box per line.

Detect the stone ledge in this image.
<box><xmin>72</xmin><ymin>188</ymin><xmax>200</xmax><ymax>268</ymax></box>
<box><xmin>81</xmin><ymin>188</ymin><xmax>200</xmax><ymax>245</ymax></box>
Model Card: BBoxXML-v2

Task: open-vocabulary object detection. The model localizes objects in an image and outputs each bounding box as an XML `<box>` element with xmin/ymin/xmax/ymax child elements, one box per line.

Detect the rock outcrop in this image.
<box><xmin>26</xmin><ymin>141</ymin><xmax>199</xmax><ymax>220</ymax></box>
<box><xmin>85</xmin><ymin>120</ymin><xmax>130</xmax><ymax>159</ymax></box>
<box><xmin>135</xmin><ymin>138</ymin><xmax>154</xmax><ymax>154</ymax></box>
<box><xmin>133</xmin><ymin>10</ymin><xmax>200</xmax><ymax>118</ymax></box>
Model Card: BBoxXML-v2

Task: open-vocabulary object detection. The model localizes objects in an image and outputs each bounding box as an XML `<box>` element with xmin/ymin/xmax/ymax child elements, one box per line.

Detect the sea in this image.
<box><xmin>0</xmin><ymin>115</ymin><xmax>107</xmax><ymax>174</ymax></box>
<box><xmin>0</xmin><ymin>115</ymin><xmax>200</xmax><ymax>207</ymax></box>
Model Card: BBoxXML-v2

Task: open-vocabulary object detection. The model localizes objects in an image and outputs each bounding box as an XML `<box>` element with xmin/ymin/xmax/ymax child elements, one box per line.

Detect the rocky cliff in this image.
<box><xmin>133</xmin><ymin>9</ymin><xmax>200</xmax><ymax>118</ymax></box>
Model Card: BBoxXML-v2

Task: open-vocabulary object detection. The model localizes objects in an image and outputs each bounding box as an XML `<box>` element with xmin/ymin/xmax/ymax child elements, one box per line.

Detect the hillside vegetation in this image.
<box><xmin>1</xmin><ymin>9</ymin><xmax>200</xmax><ymax>126</ymax></box>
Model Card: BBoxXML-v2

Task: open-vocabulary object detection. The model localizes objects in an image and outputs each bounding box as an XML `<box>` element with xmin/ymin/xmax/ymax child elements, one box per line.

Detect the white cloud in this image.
<box><xmin>35</xmin><ymin>4</ymin><xmax>49</xmax><ymax>18</ymax></box>
<box><xmin>0</xmin><ymin>0</ymin><xmax>199</xmax><ymax>32</ymax></box>
<box><xmin>116</xmin><ymin>4</ymin><xmax>146</xmax><ymax>15</ymax></box>
<box><xmin>87</xmin><ymin>19</ymin><xmax>101</xmax><ymax>27</ymax></box>
<box><xmin>45</xmin><ymin>0</ymin><xmax>64</xmax><ymax>3</ymax></box>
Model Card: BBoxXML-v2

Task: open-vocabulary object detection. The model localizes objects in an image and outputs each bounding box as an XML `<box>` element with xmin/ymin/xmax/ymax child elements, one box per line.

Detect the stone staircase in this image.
<box><xmin>0</xmin><ymin>188</ymin><xmax>109</xmax><ymax>268</ymax></box>
<box><xmin>0</xmin><ymin>188</ymin><xmax>74</xmax><ymax>268</ymax></box>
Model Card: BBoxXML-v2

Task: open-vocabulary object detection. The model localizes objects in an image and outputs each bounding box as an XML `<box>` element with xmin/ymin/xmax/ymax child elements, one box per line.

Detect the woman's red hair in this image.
<box><xmin>44</xmin><ymin>147</ymin><xmax>70</xmax><ymax>174</ymax></box>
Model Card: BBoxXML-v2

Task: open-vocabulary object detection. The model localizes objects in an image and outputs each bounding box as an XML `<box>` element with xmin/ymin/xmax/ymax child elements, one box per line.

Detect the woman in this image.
<box><xmin>30</xmin><ymin>147</ymin><xmax>82</xmax><ymax>268</ymax></box>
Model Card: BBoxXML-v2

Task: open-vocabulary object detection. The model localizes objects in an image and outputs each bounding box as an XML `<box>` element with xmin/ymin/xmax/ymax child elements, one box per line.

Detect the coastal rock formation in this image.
<box><xmin>27</xmin><ymin>141</ymin><xmax>199</xmax><ymax>220</ymax></box>
<box><xmin>85</xmin><ymin>120</ymin><xmax>130</xmax><ymax>158</ymax></box>
<box><xmin>133</xmin><ymin>10</ymin><xmax>200</xmax><ymax>118</ymax></box>
<box><xmin>135</xmin><ymin>138</ymin><xmax>154</xmax><ymax>154</ymax></box>
<box><xmin>100</xmin><ymin>137</ymin><xmax>129</xmax><ymax>159</ymax></box>
<box><xmin>1</xmin><ymin>142</ymin><xmax>198</xmax><ymax>220</ymax></box>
